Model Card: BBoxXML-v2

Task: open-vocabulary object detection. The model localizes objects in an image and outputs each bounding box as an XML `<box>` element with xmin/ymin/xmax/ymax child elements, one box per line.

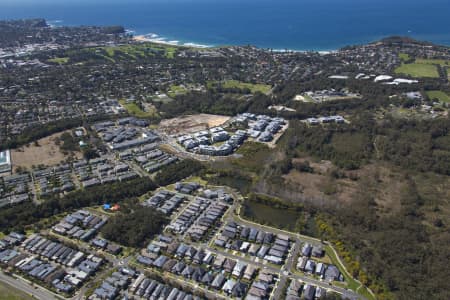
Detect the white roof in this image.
<box><xmin>374</xmin><ymin>75</ymin><xmax>393</xmax><ymax>82</ymax></box>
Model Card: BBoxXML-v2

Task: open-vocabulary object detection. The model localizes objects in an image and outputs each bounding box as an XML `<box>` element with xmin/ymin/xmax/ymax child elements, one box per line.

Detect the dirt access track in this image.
<box><xmin>158</xmin><ymin>114</ymin><xmax>231</xmax><ymax>135</ymax></box>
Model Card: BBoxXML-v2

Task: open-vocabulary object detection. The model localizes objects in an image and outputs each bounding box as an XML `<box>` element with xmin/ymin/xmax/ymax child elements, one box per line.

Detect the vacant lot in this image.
<box><xmin>158</xmin><ymin>114</ymin><xmax>230</xmax><ymax>135</ymax></box>
<box><xmin>11</xmin><ymin>131</ymin><xmax>82</xmax><ymax>171</ymax></box>
<box><xmin>426</xmin><ymin>91</ymin><xmax>450</xmax><ymax>103</ymax></box>
<box><xmin>395</xmin><ymin>63</ymin><xmax>439</xmax><ymax>78</ymax></box>
<box><xmin>283</xmin><ymin>160</ymin><xmax>405</xmax><ymax>214</ymax></box>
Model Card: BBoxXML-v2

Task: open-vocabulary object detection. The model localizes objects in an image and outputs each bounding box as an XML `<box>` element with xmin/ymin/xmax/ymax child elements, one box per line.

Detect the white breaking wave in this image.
<box><xmin>47</xmin><ymin>20</ymin><xmax>63</xmax><ymax>28</ymax></box>
<box><xmin>136</xmin><ymin>32</ymin><xmax>213</xmax><ymax>48</ymax></box>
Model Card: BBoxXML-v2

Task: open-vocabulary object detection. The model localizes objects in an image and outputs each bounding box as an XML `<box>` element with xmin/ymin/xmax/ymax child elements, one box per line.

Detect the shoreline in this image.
<box><xmin>133</xmin><ymin>34</ymin><xmax>212</xmax><ymax>49</ymax></box>
<box><xmin>49</xmin><ymin>19</ymin><xmax>338</xmax><ymax>52</ymax></box>
<box><xmin>45</xmin><ymin>21</ymin><xmax>412</xmax><ymax>53</ymax></box>
<box><xmin>132</xmin><ymin>34</ymin><xmax>337</xmax><ymax>53</ymax></box>
<box><xmin>45</xmin><ymin>21</ymin><xmax>435</xmax><ymax>53</ymax></box>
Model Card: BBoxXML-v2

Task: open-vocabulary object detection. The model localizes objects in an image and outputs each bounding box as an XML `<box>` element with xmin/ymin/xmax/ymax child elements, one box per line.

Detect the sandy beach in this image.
<box><xmin>133</xmin><ymin>34</ymin><xmax>211</xmax><ymax>48</ymax></box>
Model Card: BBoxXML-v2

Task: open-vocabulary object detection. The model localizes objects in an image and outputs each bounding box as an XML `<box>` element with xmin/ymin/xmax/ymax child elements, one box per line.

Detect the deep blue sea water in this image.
<box><xmin>1</xmin><ymin>0</ymin><xmax>450</xmax><ymax>50</ymax></box>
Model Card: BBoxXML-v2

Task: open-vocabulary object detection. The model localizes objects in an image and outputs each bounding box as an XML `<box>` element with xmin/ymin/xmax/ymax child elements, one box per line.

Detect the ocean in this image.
<box><xmin>1</xmin><ymin>0</ymin><xmax>450</xmax><ymax>50</ymax></box>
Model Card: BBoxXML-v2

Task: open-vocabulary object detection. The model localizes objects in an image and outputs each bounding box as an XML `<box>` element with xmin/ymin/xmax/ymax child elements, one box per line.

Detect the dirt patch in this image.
<box><xmin>158</xmin><ymin>114</ymin><xmax>231</xmax><ymax>135</ymax></box>
<box><xmin>11</xmin><ymin>131</ymin><xmax>82</xmax><ymax>172</ymax></box>
<box><xmin>354</xmin><ymin>164</ymin><xmax>405</xmax><ymax>214</ymax></box>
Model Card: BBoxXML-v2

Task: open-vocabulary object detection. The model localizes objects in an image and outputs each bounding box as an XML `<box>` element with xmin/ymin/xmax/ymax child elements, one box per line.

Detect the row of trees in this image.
<box><xmin>155</xmin><ymin>159</ymin><xmax>204</xmax><ymax>186</ymax></box>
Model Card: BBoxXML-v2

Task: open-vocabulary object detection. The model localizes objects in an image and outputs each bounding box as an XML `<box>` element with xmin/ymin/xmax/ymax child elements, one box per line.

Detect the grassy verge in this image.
<box><xmin>0</xmin><ymin>280</ymin><xmax>35</xmax><ymax>300</ymax></box>
<box><xmin>324</xmin><ymin>245</ymin><xmax>375</xmax><ymax>300</ymax></box>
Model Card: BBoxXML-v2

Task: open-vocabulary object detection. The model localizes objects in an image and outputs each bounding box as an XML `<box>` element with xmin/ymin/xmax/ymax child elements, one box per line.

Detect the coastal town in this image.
<box><xmin>0</xmin><ymin>18</ymin><xmax>450</xmax><ymax>300</ymax></box>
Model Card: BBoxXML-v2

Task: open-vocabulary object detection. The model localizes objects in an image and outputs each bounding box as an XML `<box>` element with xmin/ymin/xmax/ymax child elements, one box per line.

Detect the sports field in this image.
<box><xmin>395</xmin><ymin>63</ymin><xmax>439</xmax><ymax>78</ymax></box>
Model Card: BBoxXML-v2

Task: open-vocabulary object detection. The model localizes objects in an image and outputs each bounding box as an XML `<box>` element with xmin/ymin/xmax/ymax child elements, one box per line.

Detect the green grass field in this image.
<box><xmin>119</xmin><ymin>100</ymin><xmax>156</xmax><ymax>118</ymax></box>
<box><xmin>395</xmin><ymin>63</ymin><xmax>439</xmax><ymax>78</ymax></box>
<box><xmin>302</xmin><ymin>94</ymin><xmax>315</xmax><ymax>102</ymax></box>
<box><xmin>415</xmin><ymin>58</ymin><xmax>450</xmax><ymax>67</ymax></box>
<box><xmin>209</xmin><ymin>80</ymin><xmax>271</xmax><ymax>94</ymax></box>
<box><xmin>167</xmin><ymin>85</ymin><xmax>189</xmax><ymax>98</ymax></box>
<box><xmin>0</xmin><ymin>281</ymin><xmax>35</xmax><ymax>300</ymax></box>
<box><xmin>426</xmin><ymin>91</ymin><xmax>450</xmax><ymax>103</ymax></box>
<box><xmin>48</xmin><ymin>57</ymin><xmax>69</xmax><ymax>64</ymax></box>
<box><xmin>101</xmin><ymin>43</ymin><xmax>177</xmax><ymax>60</ymax></box>
<box><xmin>223</xmin><ymin>80</ymin><xmax>271</xmax><ymax>94</ymax></box>
<box><xmin>398</xmin><ymin>53</ymin><xmax>410</xmax><ymax>61</ymax></box>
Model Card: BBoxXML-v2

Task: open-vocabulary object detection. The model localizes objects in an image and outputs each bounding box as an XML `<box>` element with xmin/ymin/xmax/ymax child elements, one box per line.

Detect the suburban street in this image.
<box><xmin>214</xmin><ymin>188</ymin><xmax>364</xmax><ymax>300</ymax></box>
<box><xmin>0</xmin><ymin>182</ymin><xmax>365</xmax><ymax>300</ymax></box>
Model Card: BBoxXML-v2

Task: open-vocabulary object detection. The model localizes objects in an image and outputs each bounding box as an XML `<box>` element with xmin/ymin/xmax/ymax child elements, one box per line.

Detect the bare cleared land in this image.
<box><xmin>158</xmin><ymin>114</ymin><xmax>231</xmax><ymax>135</ymax></box>
<box><xmin>283</xmin><ymin>159</ymin><xmax>405</xmax><ymax>214</ymax></box>
<box><xmin>11</xmin><ymin>131</ymin><xmax>82</xmax><ymax>172</ymax></box>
